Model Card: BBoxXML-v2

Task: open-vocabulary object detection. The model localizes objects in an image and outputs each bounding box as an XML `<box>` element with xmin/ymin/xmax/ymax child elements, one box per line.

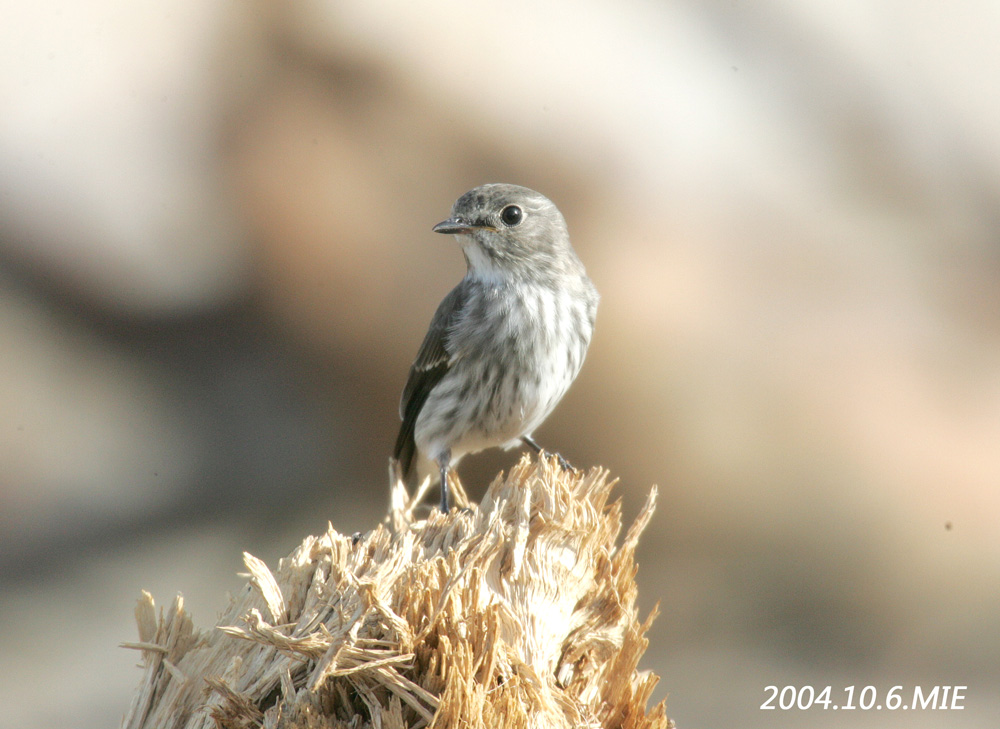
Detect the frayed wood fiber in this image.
<box><xmin>122</xmin><ymin>455</ymin><xmax>672</xmax><ymax>729</ymax></box>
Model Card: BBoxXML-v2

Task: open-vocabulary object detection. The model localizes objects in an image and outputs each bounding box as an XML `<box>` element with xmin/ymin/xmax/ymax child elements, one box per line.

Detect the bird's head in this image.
<box><xmin>433</xmin><ymin>184</ymin><xmax>576</xmax><ymax>282</ymax></box>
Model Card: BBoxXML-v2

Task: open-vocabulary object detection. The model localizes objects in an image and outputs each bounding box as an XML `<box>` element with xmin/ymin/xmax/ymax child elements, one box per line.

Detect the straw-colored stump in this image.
<box><xmin>121</xmin><ymin>455</ymin><xmax>672</xmax><ymax>729</ymax></box>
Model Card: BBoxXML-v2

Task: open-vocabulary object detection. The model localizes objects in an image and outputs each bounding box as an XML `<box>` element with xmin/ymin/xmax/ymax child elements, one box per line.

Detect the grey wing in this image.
<box><xmin>393</xmin><ymin>284</ymin><xmax>467</xmax><ymax>477</ymax></box>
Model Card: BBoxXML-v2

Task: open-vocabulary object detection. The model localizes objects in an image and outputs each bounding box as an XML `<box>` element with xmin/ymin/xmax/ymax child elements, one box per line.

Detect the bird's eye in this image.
<box><xmin>500</xmin><ymin>204</ymin><xmax>523</xmax><ymax>227</ymax></box>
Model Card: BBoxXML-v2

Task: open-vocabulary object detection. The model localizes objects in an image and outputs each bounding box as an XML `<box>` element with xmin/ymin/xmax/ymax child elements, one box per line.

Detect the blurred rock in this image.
<box><xmin>0</xmin><ymin>0</ymin><xmax>267</xmax><ymax>313</ymax></box>
<box><xmin>0</xmin><ymin>283</ymin><xmax>197</xmax><ymax>561</ymax></box>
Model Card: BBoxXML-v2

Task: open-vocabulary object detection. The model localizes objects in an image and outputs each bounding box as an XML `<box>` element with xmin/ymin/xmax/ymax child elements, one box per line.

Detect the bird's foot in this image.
<box><xmin>521</xmin><ymin>435</ymin><xmax>573</xmax><ymax>471</ymax></box>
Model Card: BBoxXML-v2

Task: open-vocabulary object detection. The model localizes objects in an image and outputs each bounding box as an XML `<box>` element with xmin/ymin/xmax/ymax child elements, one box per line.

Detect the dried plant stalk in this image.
<box><xmin>121</xmin><ymin>455</ymin><xmax>672</xmax><ymax>729</ymax></box>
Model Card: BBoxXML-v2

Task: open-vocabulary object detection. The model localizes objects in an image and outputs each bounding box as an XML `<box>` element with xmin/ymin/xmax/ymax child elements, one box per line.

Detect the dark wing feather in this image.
<box><xmin>393</xmin><ymin>283</ymin><xmax>467</xmax><ymax>477</ymax></box>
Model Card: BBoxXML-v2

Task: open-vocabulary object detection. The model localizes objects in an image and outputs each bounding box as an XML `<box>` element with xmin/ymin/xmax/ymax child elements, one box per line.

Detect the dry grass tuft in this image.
<box><xmin>121</xmin><ymin>455</ymin><xmax>672</xmax><ymax>728</ymax></box>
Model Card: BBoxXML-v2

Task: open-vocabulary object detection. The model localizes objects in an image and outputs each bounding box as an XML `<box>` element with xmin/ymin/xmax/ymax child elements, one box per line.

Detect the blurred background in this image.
<box><xmin>1</xmin><ymin>0</ymin><xmax>999</xmax><ymax>727</ymax></box>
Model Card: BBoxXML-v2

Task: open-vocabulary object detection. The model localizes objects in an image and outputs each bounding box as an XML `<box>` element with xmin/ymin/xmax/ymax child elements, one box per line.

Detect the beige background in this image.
<box><xmin>1</xmin><ymin>1</ymin><xmax>998</xmax><ymax>727</ymax></box>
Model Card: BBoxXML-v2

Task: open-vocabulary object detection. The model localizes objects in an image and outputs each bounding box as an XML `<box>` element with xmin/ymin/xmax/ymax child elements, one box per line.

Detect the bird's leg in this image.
<box><xmin>521</xmin><ymin>435</ymin><xmax>572</xmax><ymax>471</ymax></box>
<box><xmin>521</xmin><ymin>434</ymin><xmax>543</xmax><ymax>454</ymax></box>
<box><xmin>437</xmin><ymin>449</ymin><xmax>452</xmax><ymax>512</ymax></box>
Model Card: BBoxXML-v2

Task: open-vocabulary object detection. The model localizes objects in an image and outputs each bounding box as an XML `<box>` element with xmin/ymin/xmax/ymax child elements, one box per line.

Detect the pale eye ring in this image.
<box><xmin>500</xmin><ymin>204</ymin><xmax>523</xmax><ymax>227</ymax></box>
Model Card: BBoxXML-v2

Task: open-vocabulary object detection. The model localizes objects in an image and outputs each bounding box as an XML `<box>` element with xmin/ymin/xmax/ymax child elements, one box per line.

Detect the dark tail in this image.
<box><xmin>393</xmin><ymin>422</ymin><xmax>417</xmax><ymax>480</ymax></box>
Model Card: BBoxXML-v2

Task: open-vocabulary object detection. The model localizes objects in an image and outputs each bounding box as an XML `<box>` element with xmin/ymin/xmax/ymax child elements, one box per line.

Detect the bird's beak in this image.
<box><xmin>432</xmin><ymin>217</ymin><xmax>475</xmax><ymax>235</ymax></box>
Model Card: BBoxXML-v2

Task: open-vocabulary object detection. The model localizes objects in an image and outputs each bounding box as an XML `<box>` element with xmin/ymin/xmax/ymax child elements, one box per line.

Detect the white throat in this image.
<box><xmin>460</xmin><ymin>237</ymin><xmax>507</xmax><ymax>285</ymax></box>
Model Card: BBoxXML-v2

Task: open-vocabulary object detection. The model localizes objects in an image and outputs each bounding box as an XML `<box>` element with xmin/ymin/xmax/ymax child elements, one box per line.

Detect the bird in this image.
<box><xmin>393</xmin><ymin>183</ymin><xmax>599</xmax><ymax>511</ymax></box>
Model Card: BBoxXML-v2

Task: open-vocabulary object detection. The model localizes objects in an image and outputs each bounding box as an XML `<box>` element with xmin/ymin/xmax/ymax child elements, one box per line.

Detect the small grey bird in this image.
<box><xmin>393</xmin><ymin>184</ymin><xmax>599</xmax><ymax>511</ymax></box>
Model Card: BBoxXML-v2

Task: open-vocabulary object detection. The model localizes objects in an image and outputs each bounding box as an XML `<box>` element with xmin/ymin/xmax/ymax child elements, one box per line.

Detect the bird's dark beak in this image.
<box><xmin>432</xmin><ymin>217</ymin><xmax>475</xmax><ymax>235</ymax></box>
